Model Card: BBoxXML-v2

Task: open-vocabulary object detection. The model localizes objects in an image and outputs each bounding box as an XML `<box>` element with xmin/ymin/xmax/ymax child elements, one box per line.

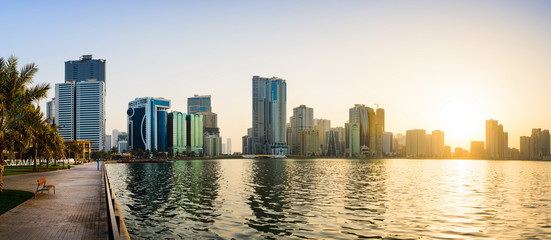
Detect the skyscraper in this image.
<box><xmin>186</xmin><ymin>114</ymin><xmax>204</xmax><ymax>155</ymax></box>
<box><xmin>314</xmin><ymin>118</ymin><xmax>330</xmax><ymax>155</ymax></box>
<box><xmin>127</xmin><ymin>97</ymin><xmax>170</xmax><ymax>151</ymax></box>
<box><xmin>486</xmin><ymin>119</ymin><xmax>499</xmax><ymax>159</ymax></box>
<box><xmin>289</xmin><ymin>105</ymin><xmax>314</xmax><ymax>155</ymax></box>
<box><xmin>406</xmin><ymin>129</ymin><xmax>426</xmax><ymax>158</ymax></box>
<box><xmin>348</xmin><ymin>104</ymin><xmax>384</xmax><ymax>157</ymax></box>
<box><xmin>431</xmin><ymin>130</ymin><xmax>445</xmax><ymax>158</ymax></box>
<box><xmin>55</xmin><ymin>55</ymin><xmax>106</xmax><ymax>151</ymax></box>
<box><xmin>382</xmin><ymin>132</ymin><xmax>393</xmax><ymax>155</ymax></box>
<box><xmin>251</xmin><ymin>76</ymin><xmax>288</xmax><ymax>155</ymax></box>
<box><xmin>167</xmin><ymin>111</ymin><xmax>187</xmax><ymax>154</ymax></box>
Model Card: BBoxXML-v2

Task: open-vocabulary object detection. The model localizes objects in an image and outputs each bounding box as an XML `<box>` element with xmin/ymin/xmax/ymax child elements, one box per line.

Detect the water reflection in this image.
<box><xmin>246</xmin><ymin>160</ymin><xmax>292</xmax><ymax>238</ymax></box>
<box><xmin>106</xmin><ymin>159</ymin><xmax>551</xmax><ymax>239</ymax></box>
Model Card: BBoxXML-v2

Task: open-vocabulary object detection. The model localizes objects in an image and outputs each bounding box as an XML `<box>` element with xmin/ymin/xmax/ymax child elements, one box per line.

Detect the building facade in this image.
<box><xmin>127</xmin><ymin>97</ymin><xmax>171</xmax><ymax>152</ymax></box>
<box><xmin>289</xmin><ymin>105</ymin><xmax>314</xmax><ymax>155</ymax></box>
<box><xmin>251</xmin><ymin>76</ymin><xmax>288</xmax><ymax>155</ymax></box>
<box><xmin>167</xmin><ymin>111</ymin><xmax>187</xmax><ymax>155</ymax></box>
<box><xmin>406</xmin><ymin>129</ymin><xmax>426</xmax><ymax>158</ymax></box>
<box><xmin>46</xmin><ymin>98</ymin><xmax>55</xmax><ymax>124</ymax></box>
<box><xmin>188</xmin><ymin>95</ymin><xmax>212</xmax><ymax>114</ymax></box>
<box><xmin>186</xmin><ymin>114</ymin><xmax>203</xmax><ymax>155</ymax></box>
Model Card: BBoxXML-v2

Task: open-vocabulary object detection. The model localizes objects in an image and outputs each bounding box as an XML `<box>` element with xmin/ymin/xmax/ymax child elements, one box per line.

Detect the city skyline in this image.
<box><xmin>4</xmin><ymin>1</ymin><xmax>551</xmax><ymax>150</ymax></box>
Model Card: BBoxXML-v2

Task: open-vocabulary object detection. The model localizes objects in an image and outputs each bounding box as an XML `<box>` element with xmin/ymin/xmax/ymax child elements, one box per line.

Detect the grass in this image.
<box><xmin>2</xmin><ymin>164</ymin><xmax>73</xmax><ymax>176</ymax></box>
<box><xmin>0</xmin><ymin>189</ymin><xmax>34</xmax><ymax>215</ymax></box>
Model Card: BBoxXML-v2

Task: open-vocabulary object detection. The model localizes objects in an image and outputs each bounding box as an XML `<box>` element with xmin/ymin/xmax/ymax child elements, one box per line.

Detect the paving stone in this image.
<box><xmin>0</xmin><ymin>163</ymin><xmax>109</xmax><ymax>240</ymax></box>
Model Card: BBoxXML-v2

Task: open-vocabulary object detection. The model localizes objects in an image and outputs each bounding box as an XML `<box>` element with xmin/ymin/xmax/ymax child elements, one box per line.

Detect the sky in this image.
<box><xmin>2</xmin><ymin>0</ymin><xmax>551</xmax><ymax>151</ymax></box>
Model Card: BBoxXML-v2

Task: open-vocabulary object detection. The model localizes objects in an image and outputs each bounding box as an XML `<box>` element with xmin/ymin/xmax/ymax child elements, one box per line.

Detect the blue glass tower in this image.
<box><xmin>127</xmin><ymin>97</ymin><xmax>171</xmax><ymax>151</ymax></box>
<box><xmin>251</xmin><ymin>76</ymin><xmax>288</xmax><ymax>155</ymax></box>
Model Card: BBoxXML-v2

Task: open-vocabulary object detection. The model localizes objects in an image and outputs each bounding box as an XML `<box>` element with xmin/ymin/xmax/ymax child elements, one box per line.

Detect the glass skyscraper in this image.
<box><xmin>55</xmin><ymin>55</ymin><xmax>106</xmax><ymax>151</ymax></box>
<box><xmin>251</xmin><ymin>76</ymin><xmax>288</xmax><ymax>155</ymax></box>
<box><xmin>65</xmin><ymin>55</ymin><xmax>106</xmax><ymax>82</ymax></box>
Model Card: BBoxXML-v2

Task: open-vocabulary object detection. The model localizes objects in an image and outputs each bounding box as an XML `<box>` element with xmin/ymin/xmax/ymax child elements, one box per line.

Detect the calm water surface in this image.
<box><xmin>106</xmin><ymin>159</ymin><xmax>551</xmax><ymax>239</ymax></box>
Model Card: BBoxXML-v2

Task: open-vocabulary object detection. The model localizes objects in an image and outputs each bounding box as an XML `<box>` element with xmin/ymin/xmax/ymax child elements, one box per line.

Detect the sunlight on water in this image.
<box><xmin>106</xmin><ymin>159</ymin><xmax>551</xmax><ymax>239</ymax></box>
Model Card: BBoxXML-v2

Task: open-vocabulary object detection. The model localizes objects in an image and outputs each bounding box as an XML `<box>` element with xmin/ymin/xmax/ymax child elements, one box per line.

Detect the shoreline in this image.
<box><xmin>104</xmin><ymin>157</ymin><xmax>551</xmax><ymax>164</ymax></box>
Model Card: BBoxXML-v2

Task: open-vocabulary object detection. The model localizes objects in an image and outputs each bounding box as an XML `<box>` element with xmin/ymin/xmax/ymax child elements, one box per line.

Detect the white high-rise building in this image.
<box><xmin>56</xmin><ymin>83</ymin><xmax>75</xmax><ymax>141</ymax></box>
<box><xmin>76</xmin><ymin>80</ymin><xmax>105</xmax><ymax>151</ymax></box>
<box><xmin>56</xmin><ymin>55</ymin><xmax>106</xmax><ymax>151</ymax></box>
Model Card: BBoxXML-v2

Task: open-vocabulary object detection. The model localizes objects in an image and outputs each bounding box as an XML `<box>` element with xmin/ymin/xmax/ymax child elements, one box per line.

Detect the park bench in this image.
<box><xmin>36</xmin><ymin>177</ymin><xmax>56</xmax><ymax>198</ymax></box>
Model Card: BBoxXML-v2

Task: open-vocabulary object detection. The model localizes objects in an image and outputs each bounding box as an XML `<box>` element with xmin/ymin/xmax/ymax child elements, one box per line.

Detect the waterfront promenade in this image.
<box><xmin>0</xmin><ymin>162</ymin><xmax>108</xmax><ymax>240</ymax></box>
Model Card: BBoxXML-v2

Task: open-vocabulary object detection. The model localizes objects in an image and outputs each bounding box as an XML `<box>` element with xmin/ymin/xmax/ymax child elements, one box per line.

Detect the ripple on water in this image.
<box><xmin>106</xmin><ymin>159</ymin><xmax>551</xmax><ymax>239</ymax></box>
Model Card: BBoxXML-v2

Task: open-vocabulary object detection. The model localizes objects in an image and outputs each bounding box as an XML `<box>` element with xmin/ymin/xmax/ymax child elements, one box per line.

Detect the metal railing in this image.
<box><xmin>103</xmin><ymin>163</ymin><xmax>129</xmax><ymax>240</ymax></box>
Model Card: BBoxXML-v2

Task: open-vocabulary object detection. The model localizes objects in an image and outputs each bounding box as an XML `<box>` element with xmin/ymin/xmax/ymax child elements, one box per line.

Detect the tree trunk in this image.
<box><xmin>33</xmin><ymin>148</ymin><xmax>38</xmax><ymax>171</ymax></box>
<box><xmin>0</xmin><ymin>146</ymin><xmax>4</xmax><ymax>193</ymax></box>
<box><xmin>0</xmin><ymin>165</ymin><xmax>4</xmax><ymax>193</ymax></box>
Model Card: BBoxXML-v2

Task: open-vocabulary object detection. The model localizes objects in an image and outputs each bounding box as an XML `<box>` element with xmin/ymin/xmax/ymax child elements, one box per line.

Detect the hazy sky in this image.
<box><xmin>3</xmin><ymin>0</ymin><xmax>551</xmax><ymax>151</ymax></box>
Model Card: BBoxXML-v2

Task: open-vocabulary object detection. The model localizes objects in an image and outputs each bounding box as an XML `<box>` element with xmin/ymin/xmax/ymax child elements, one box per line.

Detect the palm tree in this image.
<box><xmin>0</xmin><ymin>56</ymin><xmax>49</xmax><ymax>192</ymax></box>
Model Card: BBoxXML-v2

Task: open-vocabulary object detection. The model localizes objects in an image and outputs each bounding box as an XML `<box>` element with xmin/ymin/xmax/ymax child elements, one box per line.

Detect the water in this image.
<box><xmin>106</xmin><ymin>159</ymin><xmax>551</xmax><ymax>239</ymax></box>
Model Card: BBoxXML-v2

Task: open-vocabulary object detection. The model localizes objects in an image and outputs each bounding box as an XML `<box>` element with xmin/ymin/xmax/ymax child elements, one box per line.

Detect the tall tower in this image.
<box><xmin>251</xmin><ymin>76</ymin><xmax>288</xmax><ymax>155</ymax></box>
<box><xmin>486</xmin><ymin>119</ymin><xmax>499</xmax><ymax>159</ymax></box>
<box><xmin>56</xmin><ymin>55</ymin><xmax>106</xmax><ymax>151</ymax></box>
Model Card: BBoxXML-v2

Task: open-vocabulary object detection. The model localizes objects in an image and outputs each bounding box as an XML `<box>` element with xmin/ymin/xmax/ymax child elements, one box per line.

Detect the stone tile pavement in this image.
<box><xmin>0</xmin><ymin>162</ymin><xmax>108</xmax><ymax>240</ymax></box>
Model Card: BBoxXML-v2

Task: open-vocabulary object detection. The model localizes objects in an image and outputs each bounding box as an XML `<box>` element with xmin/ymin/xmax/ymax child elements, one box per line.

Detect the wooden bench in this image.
<box><xmin>36</xmin><ymin>177</ymin><xmax>55</xmax><ymax>198</ymax></box>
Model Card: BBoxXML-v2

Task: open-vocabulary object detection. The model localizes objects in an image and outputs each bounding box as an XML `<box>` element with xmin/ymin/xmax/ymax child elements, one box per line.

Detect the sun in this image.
<box><xmin>433</xmin><ymin>96</ymin><xmax>485</xmax><ymax>147</ymax></box>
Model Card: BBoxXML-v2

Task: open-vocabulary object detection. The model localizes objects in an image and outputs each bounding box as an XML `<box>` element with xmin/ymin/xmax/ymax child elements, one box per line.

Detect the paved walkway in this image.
<box><xmin>0</xmin><ymin>162</ymin><xmax>108</xmax><ymax>240</ymax></box>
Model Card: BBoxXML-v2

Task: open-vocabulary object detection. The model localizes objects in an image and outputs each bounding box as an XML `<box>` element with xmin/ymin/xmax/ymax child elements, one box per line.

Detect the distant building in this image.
<box><xmin>486</xmin><ymin>119</ymin><xmax>508</xmax><ymax>159</ymax></box>
<box><xmin>127</xmin><ymin>97</ymin><xmax>171</xmax><ymax>151</ymax></box>
<box><xmin>382</xmin><ymin>132</ymin><xmax>393</xmax><ymax>155</ymax></box>
<box><xmin>187</xmin><ymin>95</ymin><xmax>211</xmax><ymax>114</ymax></box>
<box><xmin>289</xmin><ymin>105</ymin><xmax>314</xmax><ymax>155</ymax></box>
<box><xmin>431</xmin><ymin>130</ymin><xmax>445</xmax><ymax>158</ymax></box>
<box><xmin>348</xmin><ymin>104</ymin><xmax>384</xmax><ymax>157</ymax></box>
<box><xmin>251</xmin><ymin>76</ymin><xmax>288</xmax><ymax>155</ymax></box>
<box><xmin>346</xmin><ymin>122</ymin><xmax>361</xmax><ymax>157</ymax></box>
<box><xmin>227</xmin><ymin>138</ymin><xmax>232</xmax><ymax>155</ymax></box>
<box><xmin>406</xmin><ymin>129</ymin><xmax>426</xmax><ymax>158</ymax></box>
<box><xmin>300</xmin><ymin>129</ymin><xmax>320</xmax><ymax>156</ymax></box>
<box><xmin>204</xmin><ymin>135</ymin><xmax>222</xmax><ymax>157</ymax></box>
<box><xmin>242</xmin><ymin>128</ymin><xmax>253</xmax><ymax>154</ymax></box>
<box><xmin>118</xmin><ymin>141</ymin><xmax>128</xmax><ymax>153</ymax></box>
<box><xmin>186</xmin><ymin>114</ymin><xmax>203</xmax><ymax>155</ymax></box>
<box><xmin>325</xmin><ymin>128</ymin><xmax>342</xmax><ymax>157</ymax></box>
<box><xmin>470</xmin><ymin>141</ymin><xmax>485</xmax><ymax>159</ymax></box>
<box><xmin>314</xmin><ymin>118</ymin><xmax>330</xmax><ymax>155</ymax></box>
<box><xmin>519</xmin><ymin>136</ymin><xmax>531</xmax><ymax>160</ymax></box>
<box><xmin>46</xmin><ymin>98</ymin><xmax>55</xmax><ymax>124</ymax></box>
<box><xmin>454</xmin><ymin>147</ymin><xmax>468</xmax><ymax>159</ymax></box>
<box><xmin>167</xmin><ymin>111</ymin><xmax>187</xmax><ymax>155</ymax></box>
<box><xmin>105</xmin><ymin>135</ymin><xmax>112</xmax><ymax>152</ymax></box>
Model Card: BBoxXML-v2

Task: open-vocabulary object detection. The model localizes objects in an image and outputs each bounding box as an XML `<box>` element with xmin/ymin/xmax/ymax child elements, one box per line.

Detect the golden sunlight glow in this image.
<box><xmin>433</xmin><ymin>95</ymin><xmax>486</xmax><ymax>147</ymax></box>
